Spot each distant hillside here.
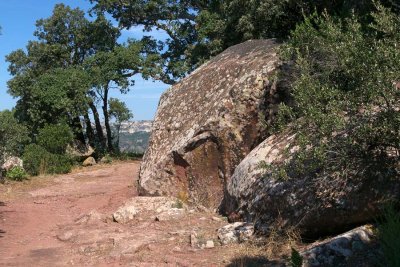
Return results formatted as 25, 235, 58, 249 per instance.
115, 121, 152, 153
119, 120, 152, 134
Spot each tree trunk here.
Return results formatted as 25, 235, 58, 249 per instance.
72, 116, 86, 145
89, 101, 106, 150
102, 84, 114, 153
83, 111, 95, 147
116, 123, 121, 152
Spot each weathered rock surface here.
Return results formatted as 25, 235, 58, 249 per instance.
1, 156, 23, 172
301, 225, 380, 267
225, 131, 400, 237
66, 140, 94, 160
82, 157, 96, 167
139, 39, 288, 208
218, 222, 254, 245
112, 196, 185, 224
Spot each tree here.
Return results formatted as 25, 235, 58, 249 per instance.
0, 110, 30, 166
84, 38, 162, 152
91, 0, 398, 81
6, 4, 119, 147
108, 98, 133, 151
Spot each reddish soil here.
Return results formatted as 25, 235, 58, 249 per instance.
0, 161, 280, 266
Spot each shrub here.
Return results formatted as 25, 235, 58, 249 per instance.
37, 123, 73, 154
102, 154, 113, 164
23, 144, 72, 176
290, 248, 303, 267
378, 207, 400, 267
23, 144, 49, 176
0, 110, 30, 166
6, 166, 28, 181
274, 4, 400, 188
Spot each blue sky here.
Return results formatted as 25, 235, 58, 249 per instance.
0, 0, 169, 120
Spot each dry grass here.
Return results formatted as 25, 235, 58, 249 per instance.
227, 225, 302, 267
0, 174, 57, 201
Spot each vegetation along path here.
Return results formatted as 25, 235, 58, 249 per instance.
0, 161, 279, 267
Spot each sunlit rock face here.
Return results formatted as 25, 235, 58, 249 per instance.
225, 130, 400, 237
138, 39, 286, 208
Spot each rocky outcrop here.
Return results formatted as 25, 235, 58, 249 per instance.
217, 222, 254, 245
139, 39, 288, 208
66, 141, 94, 161
225, 131, 400, 237
301, 225, 380, 267
1, 156, 23, 172
112, 197, 185, 224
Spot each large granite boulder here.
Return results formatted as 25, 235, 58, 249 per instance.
139, 40, 287, 208
225, 131, 400, 237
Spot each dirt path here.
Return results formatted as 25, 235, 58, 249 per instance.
0, 161, 280, 267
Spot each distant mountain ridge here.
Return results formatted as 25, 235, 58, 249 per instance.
115, 120, 152, 153
114, 120, 153, 134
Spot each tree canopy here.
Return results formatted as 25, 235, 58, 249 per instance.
91, 0, 398, 82
6, 3, 161, 153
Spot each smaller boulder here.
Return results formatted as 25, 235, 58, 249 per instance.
301, 225, 379, 267
218, 222, 254, 245
2, 156, 23, 172
66, 140, 94, 160
113, 205, 138, 224
112, 197, 182, 224
82, 157, 96, 167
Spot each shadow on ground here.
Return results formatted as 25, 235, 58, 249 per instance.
227, 256, 285, 267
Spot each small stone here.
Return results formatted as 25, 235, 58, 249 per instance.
172, 246, 182, 252
205, 240, 215, 249
212, 216, 223, 222
57, 231, 75, 242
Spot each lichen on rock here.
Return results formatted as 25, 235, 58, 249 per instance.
139, 39, 288, 208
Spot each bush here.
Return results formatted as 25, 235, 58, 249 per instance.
37, 123, 73, 154
6, 166, 28, 181
0, 110, 30, 166
23, 144, 72, 176
378, 207, 400, 266
274, 4, 400, 187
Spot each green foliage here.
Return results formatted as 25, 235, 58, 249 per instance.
108, 98, 133, 151
23, 144, 49, 176
6, 166, 28, 181
378, 207, 400, 267
109, 98, 133, 124
37, 124, 74, 154
118, 131, 150, 154
23, 144, 72, 176
102, 154, 113, 164
114, 151, 144, 161
275, 4, 400, 187
91, 0, 398, 81
0, 110, 30, 165
290, 248, 303, 267
6, 3, 160, 153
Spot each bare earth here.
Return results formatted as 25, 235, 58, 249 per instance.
0, 161, 281, 267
